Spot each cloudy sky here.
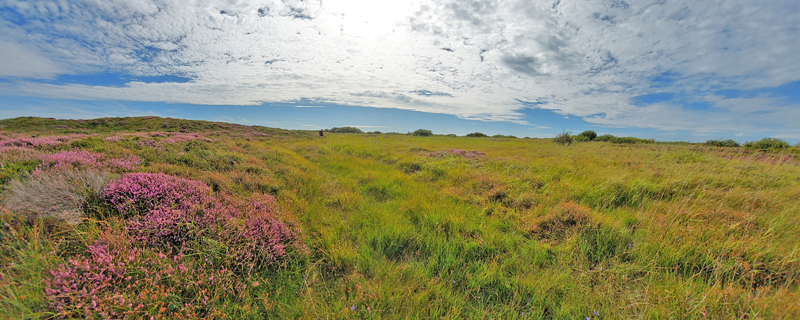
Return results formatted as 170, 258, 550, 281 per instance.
1, 0, 799, 142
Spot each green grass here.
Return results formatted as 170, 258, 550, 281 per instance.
2, 117, 800, 318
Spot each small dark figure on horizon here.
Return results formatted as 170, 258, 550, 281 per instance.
319, 129, 324, 137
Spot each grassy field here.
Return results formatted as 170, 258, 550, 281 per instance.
1, 116, 799, 319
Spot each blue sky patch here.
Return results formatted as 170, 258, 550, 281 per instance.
713, 80, 800, 101
632, 92, 674, 106
33, 72, 192, 87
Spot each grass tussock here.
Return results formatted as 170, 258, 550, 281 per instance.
4, 169, 113, 224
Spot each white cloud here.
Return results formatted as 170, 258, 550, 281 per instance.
0, 40, 63, 78
0, 0, 798, 137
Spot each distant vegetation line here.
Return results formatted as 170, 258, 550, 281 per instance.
1, 116, 796, 150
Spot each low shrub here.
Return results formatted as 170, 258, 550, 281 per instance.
553, 132, 573, 145
593, 134, 654, 144
103, 173, 304, 271
744, 137, 790, 150
330, 126, 363, 133
574, 135, 591, 142
103, 172, 212, 217
595, 134, 616, 142
466, 132, 487, 137
44, 232, 228, 319
411, 129, 433, 136
705, 139, 740, 148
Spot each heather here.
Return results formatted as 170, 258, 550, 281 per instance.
2, 116, 800, 319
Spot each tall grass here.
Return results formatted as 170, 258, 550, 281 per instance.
1, 117, 799, 318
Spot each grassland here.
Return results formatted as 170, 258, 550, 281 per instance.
1, 116, 799, 319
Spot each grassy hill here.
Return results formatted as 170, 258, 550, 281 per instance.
1, 117, 799, 319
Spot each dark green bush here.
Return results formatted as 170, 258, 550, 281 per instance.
466, 132, 487, 137
594, 134, 654, 144
577, 130, 597, 141
744, 138, 790, 150
330, 126, 363, 133
574, 135, 590, 142
595, 134, 616, 142
705, 139, 740, 148
412, 129, 433, 137
492, 134, 517, 138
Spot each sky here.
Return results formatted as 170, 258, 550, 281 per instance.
1, 0, 799, 142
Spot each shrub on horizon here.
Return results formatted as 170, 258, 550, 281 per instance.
577, 130, 597, 141
412, 129, 433, 136
554, 131, 573, 145
466, 132, 487, 137
705, 139, 740, 148
330, 126, 363, 133
744, 137, 790, 150
595, 134, 616, 142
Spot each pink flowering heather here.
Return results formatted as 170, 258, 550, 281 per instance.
44, 233, 229, 319
0, 133, 87, 148
162, 133, 212, 144
33, 150, 141, 174
103, 172, 213, 216
136, 139, 158, 147
126, 207, 196, 247
222, 194, 304, 270
103, 173, 303, 272
45, 240, 130, 318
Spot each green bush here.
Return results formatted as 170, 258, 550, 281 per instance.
492, 134, 517, 138
574, 135, 590, 142
595, 134, 616, 142
594, 134, 654, 144
744, 138, 790, 150
705, 139, 740, 147
553, 131, 573, 145
330, 126, 363, 133
466, 132, 487, 137
412, 129, 433, 137
577, 130, 597, 141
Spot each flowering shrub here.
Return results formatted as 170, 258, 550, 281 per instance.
0, 147, 141, 175
103, 173, 304, 271
44, 232, 237, 319
0, 133, 87, 148
35, 150, 141, 174
221, 194, 305, 271
103, 172, 213, 217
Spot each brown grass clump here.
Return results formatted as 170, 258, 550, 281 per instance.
4, 169, 113, 224
528, 202, 595, 243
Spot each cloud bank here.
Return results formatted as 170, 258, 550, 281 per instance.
1, 0, 798, 136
